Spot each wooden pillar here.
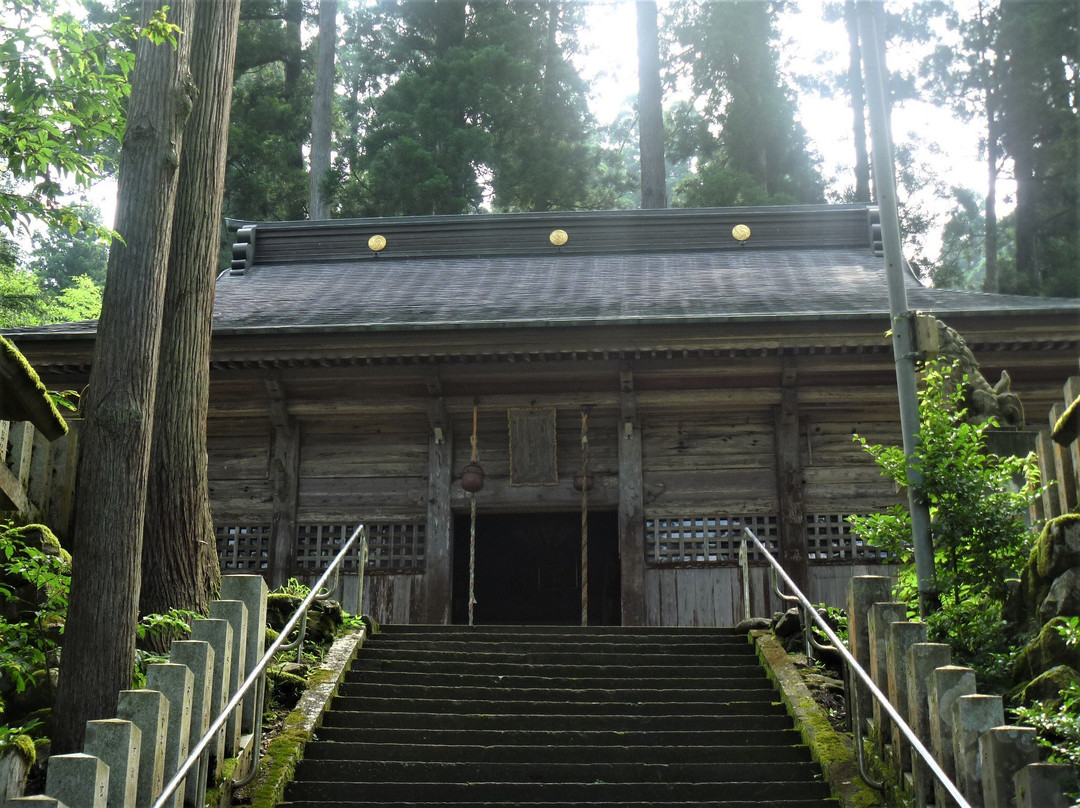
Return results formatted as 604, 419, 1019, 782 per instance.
774, 361, 809, 595
267, 373, 299, 588
618, 370, 645, 626
421, 383, 453, 624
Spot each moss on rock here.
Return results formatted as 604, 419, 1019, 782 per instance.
1015, 664, 1080, 708
1052, 395, 1080, 445
1013, 617, 1080, 682
1036, 513, 1080, 580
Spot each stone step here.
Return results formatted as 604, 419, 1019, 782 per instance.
341, 668, 773, 690
320, 709, 795, 732
352, 658, 764, 678
363, 638, 752, 654
311, 726, 804, 747
300, 741, 813, 764
374, 625, 743, 639
337, 681, 775, 702
281, 802, 832, 808
357, 648, 750, 667
328, 694, 783, 716
284, 779, 834, 803
292, 759, 825, 785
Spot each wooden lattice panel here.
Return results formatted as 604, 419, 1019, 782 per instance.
645, 514, 779, 565
215, 524, 271, 571
295, 521, 426, 573
805, 513, 893, 561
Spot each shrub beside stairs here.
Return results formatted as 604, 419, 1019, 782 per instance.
278, 624, 837, 808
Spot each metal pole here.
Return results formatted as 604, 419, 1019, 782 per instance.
855, 0, 937, 617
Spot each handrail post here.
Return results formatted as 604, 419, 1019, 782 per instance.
150, 524, 367, 808
741, 527, 971, 808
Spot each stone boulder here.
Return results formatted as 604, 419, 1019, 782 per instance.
1037, 513, 1080, 580
1013, 617, 1080, 683
1039, 567, 1080, 622
1014, 664, 1080, 708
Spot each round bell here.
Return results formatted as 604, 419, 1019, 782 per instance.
460, 462, 485, 493
572, 469, 594, 492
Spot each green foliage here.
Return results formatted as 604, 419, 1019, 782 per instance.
665, 0, 825, 208
0, 1, 177, 239
848, 359, 1041, 677
273, 578, 311, 599
1013, 620, 1080, 767
132, 608, 197, 687
0, 521, 69, 700
810, 604, 848, 647
0, 719, 41, 763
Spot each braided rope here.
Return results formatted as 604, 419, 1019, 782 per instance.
469, 403, 479, 626
581, 406, 590, 626
468, 492, 477, 626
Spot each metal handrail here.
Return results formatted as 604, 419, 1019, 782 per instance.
740, 527, 972, 808
150, 524, 368, 808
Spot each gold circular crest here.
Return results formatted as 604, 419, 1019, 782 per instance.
732, 224, 751, 242
368, 234, 387, 252
549, 229, 569, 247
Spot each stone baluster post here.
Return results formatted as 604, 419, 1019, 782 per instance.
905, 642, 951, 807
886, 620, 926, 775
929, 665, 977, 808
952, 694, 1004, 808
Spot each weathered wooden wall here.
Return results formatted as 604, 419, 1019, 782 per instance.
0, 418, 79, 535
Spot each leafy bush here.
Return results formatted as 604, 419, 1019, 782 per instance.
0, 522, 69, 700
848, 359, 1042, 678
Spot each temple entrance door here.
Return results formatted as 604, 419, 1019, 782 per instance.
451, 511, 621, 625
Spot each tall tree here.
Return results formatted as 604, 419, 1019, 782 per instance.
52, 0, 194, 754
309, 0, 338, 220
0, 1, 141, 239
226, 0, 309, 220
140, 0, 242, 623
842, 0, 871, 202
919, 0, 1004, 291
667, 0, 824, 207
998, 0, 1079, 297
339, 0, 599, 216
636, 0, 666, 209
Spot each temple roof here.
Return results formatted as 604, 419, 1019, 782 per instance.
7, 205, 1079, 340
210, 205, 1079, 334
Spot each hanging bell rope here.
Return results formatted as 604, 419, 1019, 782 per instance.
580, 405, 591, 627
468, 401, 479, 626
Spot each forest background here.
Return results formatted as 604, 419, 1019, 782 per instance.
1, 0, 1078, 331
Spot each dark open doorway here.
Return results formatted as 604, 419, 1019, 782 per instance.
452, 511, 621, 625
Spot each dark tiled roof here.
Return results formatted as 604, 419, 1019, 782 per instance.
212, 247, 1079, 333
6, 206, 1079, 341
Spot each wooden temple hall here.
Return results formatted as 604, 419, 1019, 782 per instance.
8, 205, 1080, 627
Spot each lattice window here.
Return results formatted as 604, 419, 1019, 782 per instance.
805, 514, 894, 561
215, 525, 271, 571
645, 514, 779, 565
295, 521, 426, 573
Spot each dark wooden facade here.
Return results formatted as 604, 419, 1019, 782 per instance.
9, 206, 1080, 626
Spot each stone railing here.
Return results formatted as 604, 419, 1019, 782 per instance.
2, 574, 268, 808
848, 575, 1076, 808
0, 419, 78, 534
1033, 374, 1079, 522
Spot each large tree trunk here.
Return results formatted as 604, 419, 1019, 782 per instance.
309, 0, 337, 220
636, 0, 666, 209
284, 0, 306, 179
984, 89, 999, 293
844, 0, 871, 202
52, 0, 195, 754
140, 0, 241, 626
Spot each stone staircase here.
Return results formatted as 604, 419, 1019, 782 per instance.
280, 625, 836, 808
